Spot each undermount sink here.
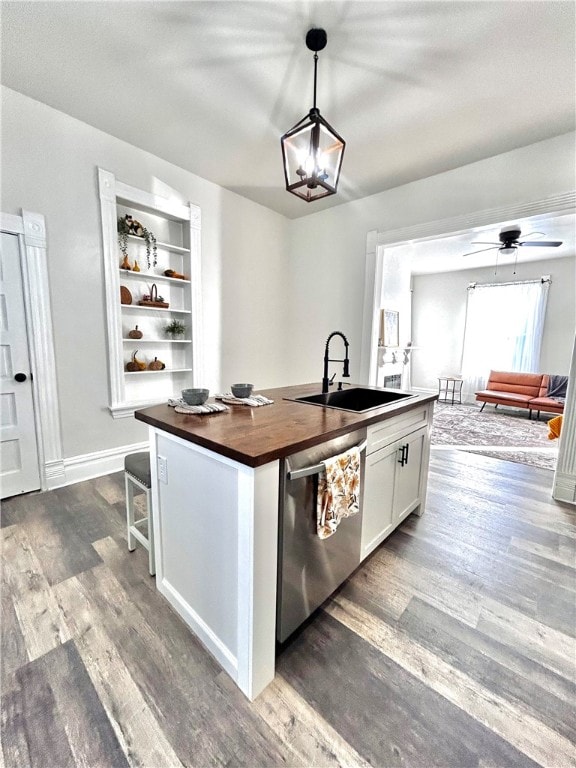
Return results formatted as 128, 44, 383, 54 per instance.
288, 387, 416, 413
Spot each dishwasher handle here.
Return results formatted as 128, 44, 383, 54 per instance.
287, 439, 367, 481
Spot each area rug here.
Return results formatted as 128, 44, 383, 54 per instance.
430, 402, 559, 470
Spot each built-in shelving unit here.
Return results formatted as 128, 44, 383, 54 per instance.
98, 168, 202, 418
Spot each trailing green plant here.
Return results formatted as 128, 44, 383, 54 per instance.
118, 216, 130, 260
164, 319, 186, 337
117, 214, 158, 270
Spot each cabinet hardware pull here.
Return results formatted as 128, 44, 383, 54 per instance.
397, 443, 409, 466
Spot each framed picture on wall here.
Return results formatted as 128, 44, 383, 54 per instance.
380, 309, 399, 347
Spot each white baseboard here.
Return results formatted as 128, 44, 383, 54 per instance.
552, 471, 576, 505
47, 441, 149, 489
44, 459, 66, 488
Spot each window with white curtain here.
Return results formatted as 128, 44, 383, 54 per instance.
460, 279, 550, 399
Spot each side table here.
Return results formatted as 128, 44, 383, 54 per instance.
438, 376, 463, 405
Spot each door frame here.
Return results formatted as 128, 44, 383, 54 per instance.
1, 210, 64, 491
360, 190, 576, 505
360, 191, 576, 386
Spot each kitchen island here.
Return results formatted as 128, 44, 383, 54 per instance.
135, 383, 437, 700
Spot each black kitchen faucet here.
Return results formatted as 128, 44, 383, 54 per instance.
322, 331, 350, 393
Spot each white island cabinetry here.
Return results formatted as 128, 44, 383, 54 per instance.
135, 386, 436, 702
149, 428, 280, 702
361, 402, 432, 561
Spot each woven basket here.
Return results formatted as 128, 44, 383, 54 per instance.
138, 283, 169, 308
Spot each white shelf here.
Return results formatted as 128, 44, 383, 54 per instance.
125, 367, 193, 376
127, 233, 190, 254
122, 338, 191, 343
121, 305, 191, 314
119, 270, 191, 285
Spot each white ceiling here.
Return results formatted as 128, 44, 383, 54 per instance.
398, 212, 576, 274
1, 1, 575, 220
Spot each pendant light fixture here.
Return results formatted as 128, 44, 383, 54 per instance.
281, 28, 345, 202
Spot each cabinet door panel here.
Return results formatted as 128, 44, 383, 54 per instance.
361, 442, 397, 559
393, 427, 426, 523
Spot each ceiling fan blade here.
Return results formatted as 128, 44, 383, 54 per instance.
519, 240, 563, 247
470, 241, 500, 245
462, 246, 499, 257
518, 231, 545, 239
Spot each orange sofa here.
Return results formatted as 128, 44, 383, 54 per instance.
475, 370, 565, 419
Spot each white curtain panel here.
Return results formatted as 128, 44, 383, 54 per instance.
460, 280, 550, 401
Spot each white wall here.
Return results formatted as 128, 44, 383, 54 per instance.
1, 86, 290, 461
2, 83, 574, 478
411, 255, 576, 395
287, 133, 576, 383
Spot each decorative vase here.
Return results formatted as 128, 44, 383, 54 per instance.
133, 260, 141, 272
121, 254, 131, 270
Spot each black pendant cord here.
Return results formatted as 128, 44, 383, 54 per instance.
313, 52, 318, 110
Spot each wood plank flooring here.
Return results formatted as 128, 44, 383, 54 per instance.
1, 450, 575, 767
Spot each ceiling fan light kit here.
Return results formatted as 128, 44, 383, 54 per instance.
463, 224, 563, 258
281, 28, 345, 202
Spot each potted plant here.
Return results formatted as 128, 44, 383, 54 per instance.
118, 214, 158, 270
164, 319, 186, 338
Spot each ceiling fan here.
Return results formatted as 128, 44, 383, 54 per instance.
463, 224, 563, 258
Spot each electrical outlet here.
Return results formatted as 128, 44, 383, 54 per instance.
158, 455, 168, 484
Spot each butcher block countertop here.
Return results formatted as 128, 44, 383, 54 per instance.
135, 383, 437, 468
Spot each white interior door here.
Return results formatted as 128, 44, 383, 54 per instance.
0, 231, 41, 498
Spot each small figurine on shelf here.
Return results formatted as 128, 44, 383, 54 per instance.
148, 357, 166, 370
125, 350, 146, 371
164, 269, 187, 280
120, 254, 131, 270
132, 260, 141, 272
128, 325, 143, 339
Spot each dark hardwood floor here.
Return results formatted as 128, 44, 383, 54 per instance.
2, 450, 575, 767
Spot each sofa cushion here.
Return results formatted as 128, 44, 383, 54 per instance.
475, 389, 533, 405
528, 397, 565, 413
481, 370, 544, 398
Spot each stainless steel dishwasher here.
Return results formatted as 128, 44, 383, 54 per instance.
277, 427, 367, 643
